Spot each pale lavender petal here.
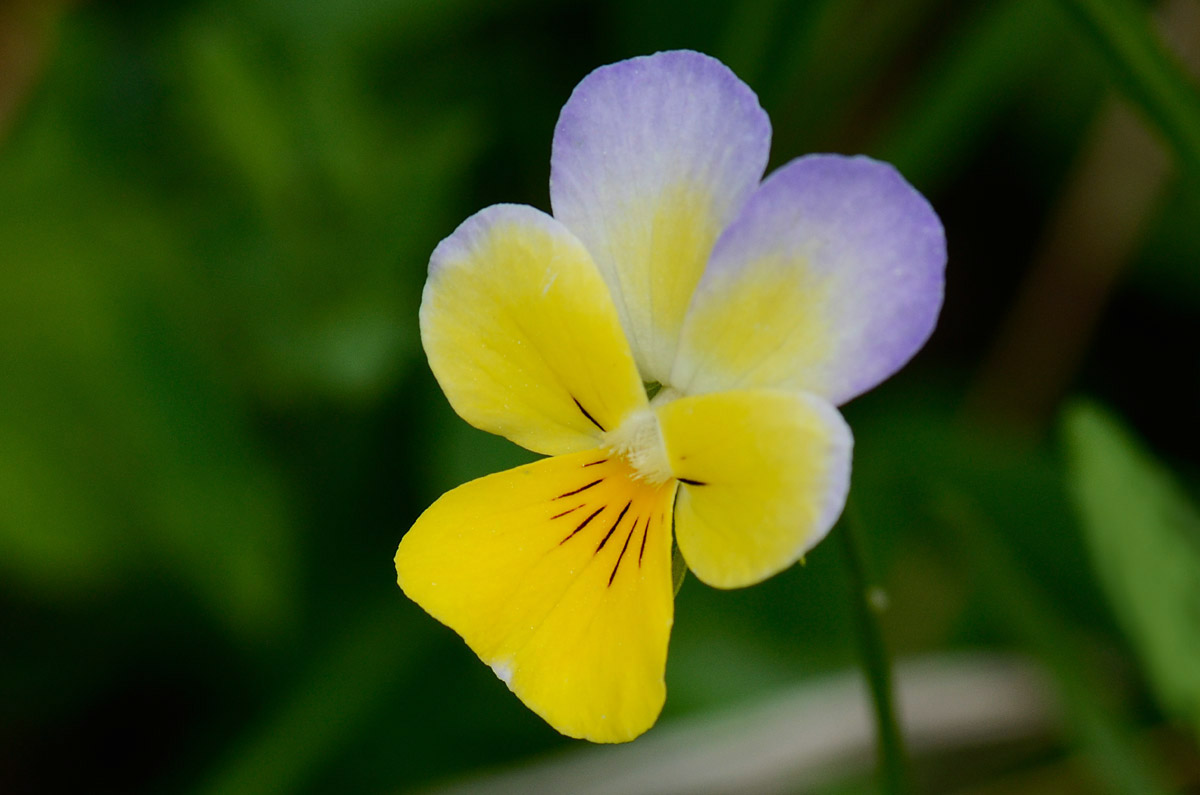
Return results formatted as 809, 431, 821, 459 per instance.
670, 154, 946, 405
550, 50, 771, 384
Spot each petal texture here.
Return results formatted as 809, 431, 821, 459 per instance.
657, 389, 852, 589
550, 50, 771, 384
422, 205, 647, 456
670, 155, 946, 405
395, 451, 677, 743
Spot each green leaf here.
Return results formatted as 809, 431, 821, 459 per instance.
1064, 401, 1200, 738
1055, 0, 1200, 176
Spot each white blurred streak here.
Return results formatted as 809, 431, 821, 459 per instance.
416, 654, 1057, 795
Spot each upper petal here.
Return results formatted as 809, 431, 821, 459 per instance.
421, 205, 647, 456
550, 50, 771, 384
656, 389, 852, 589
395, 451, 677, 743
670, 154, 946, 405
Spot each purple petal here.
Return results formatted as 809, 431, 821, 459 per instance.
671, 154, 946, 405
550, 50, 771, 383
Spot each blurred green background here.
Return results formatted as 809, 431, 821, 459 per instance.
2, 0, 1200, 792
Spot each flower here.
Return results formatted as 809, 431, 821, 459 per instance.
395, 50, 945, 743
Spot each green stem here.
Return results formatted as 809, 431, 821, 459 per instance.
839, 507, 911, 795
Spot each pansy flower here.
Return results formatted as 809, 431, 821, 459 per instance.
395, 50, 945, 743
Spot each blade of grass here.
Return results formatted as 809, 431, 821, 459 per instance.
1054, 0, 1200, 175
1064, 402, 1200, 740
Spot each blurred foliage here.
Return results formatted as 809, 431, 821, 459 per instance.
1, 0, 1199, 793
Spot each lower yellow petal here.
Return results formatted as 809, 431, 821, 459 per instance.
395, 451, 677, 743
656, 390, 852, 589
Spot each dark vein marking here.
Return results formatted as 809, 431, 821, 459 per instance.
678, 478, 707, 486
572, 397, 606, 432
583, 458, 607, 468
638, 517, 649, 567
595, 501, 632, 553
608, 522, 638, 587
550, 503, 584, 520
555, 479, 603, 499
560, 506, 605, 545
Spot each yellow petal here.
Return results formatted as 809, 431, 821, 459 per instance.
422, 205, 647, 456
656, 390, 852, 589
395, 450, 678, 743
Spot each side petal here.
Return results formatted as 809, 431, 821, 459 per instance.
550, 50, 771, 384
395, 451, 678, 743
670, 155, 946, 405
422, 205, 647, 456
656, 390, 852, 589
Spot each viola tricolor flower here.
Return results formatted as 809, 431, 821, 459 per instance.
395, 50, 945, 743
